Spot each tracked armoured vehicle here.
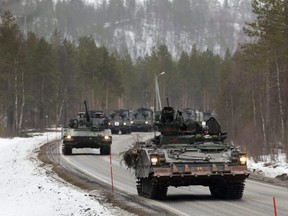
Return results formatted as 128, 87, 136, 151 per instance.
122, 106, 249, 200
108, 109, 132, 134
61, 101, 112, 155
131, 107, 154, 132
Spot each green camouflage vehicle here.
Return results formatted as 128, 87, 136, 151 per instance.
131, 107, 154, 132
122, 106, 249, 200
62, 101, 112, 155
108, 109, 132, 134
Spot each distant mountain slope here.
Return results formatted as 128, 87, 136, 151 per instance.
0, 0, 253, 58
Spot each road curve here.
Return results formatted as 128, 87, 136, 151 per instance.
55, 133, 288, 216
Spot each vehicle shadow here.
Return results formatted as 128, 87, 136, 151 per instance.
164, 194, 213, 202
163, 194, 242, 202
71, 153, 101, 156
69, 148, 104, 156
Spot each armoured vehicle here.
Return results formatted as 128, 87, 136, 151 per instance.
182, 108, 204, 122
122, 106, 249, 200
62, 101, 112, 155
131, 107, 154, 132
108, 109, 132, 134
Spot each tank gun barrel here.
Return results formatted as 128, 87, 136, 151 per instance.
84, 100, 91, 122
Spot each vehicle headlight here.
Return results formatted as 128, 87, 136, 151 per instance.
150, 156, 158, 165
123, 122, 127, 125
145, 121, 148, 124
131, 121, 134, 124
66, 135, 72, 139
104, 135, 110, 140
150, 153, 166, 165
239, 153, 247, 165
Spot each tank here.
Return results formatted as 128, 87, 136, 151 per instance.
108, 109, 132, 134
121, 106, 249, 200
61, 101, 112, 155
131, 107, 154, 132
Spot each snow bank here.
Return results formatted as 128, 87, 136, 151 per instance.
248, 153, 288, 178
0, 132, 128, 216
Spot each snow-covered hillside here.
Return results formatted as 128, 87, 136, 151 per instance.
3, 0, 254, 59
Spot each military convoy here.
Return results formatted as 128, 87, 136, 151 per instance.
62, 100, 249, 200
61, 101, 112, 155
122, 105, 249, 200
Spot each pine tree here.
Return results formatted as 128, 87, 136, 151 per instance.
243, 0, 288, 150
0, 10, 23, 135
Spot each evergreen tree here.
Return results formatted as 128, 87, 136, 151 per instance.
177, 51, 191, 108
0, 10, 23, 135
21, 32, 39, 130
33, 37, 58, 130
243, 0, 288, 150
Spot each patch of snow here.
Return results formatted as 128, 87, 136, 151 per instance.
248, 153, 288, 178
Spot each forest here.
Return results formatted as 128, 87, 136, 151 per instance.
1, 0, 288, 158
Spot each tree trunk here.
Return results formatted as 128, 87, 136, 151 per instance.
230, 95, 235, 141
40, 79, 45, 130
56, 87, 67, 127
252, 90, 256, 128
203, 89, 206, 112
264, 51, 270, 136
260, 95, 267, 154
274, 50, 285, 146
105, 81, 109, 111
14, 63, 18, 134
226, 95, 229, 132
19, 70, 25, 131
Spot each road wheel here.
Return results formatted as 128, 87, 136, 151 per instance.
62, 145, 72, 155
111, 129, 119, 134
137, 177, 167, 200
100, 145, 111, 155
210, 180, 245, 200
225, 180, 245, 199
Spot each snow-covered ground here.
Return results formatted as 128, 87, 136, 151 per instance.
248, 153, 288, 178
0, 131, 131, 216
0, 131, 288, 216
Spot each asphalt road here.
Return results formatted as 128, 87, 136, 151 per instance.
56, 133, 288, 216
